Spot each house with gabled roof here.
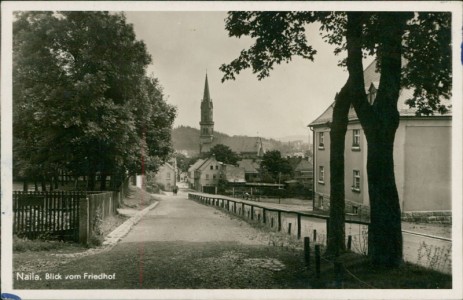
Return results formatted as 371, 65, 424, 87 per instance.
308, 60, 451, 223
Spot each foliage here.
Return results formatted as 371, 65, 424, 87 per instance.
208, 144, 239, 165
260, 150, 292, 180
13, 11, 176, 190
221, 11, 451, 114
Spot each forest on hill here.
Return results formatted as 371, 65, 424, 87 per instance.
172, 126, 309, 157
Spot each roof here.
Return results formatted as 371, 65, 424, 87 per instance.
238, 159, 260, 174
188, 159, 205, 172
308, 60, 450, 127
295, 159, 312, 171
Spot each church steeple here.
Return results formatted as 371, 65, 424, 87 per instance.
203, 73, 211, 102
199, 73, 214, 153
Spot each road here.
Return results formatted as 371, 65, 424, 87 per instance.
14, 189, 310, 289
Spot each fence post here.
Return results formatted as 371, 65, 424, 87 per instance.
297, 213, 301, 239
288, 223, 292, 235
251, 205, 254, 220
278, 211, 282, 231
304, 237, 311, 269
263, 208, 266, 224
334, 260, 344, 288
313, 229, 317, 242
315, 244, 321, 278
347, 235, 352, 250
79, 197, 89, 245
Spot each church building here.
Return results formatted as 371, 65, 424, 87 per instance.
199, 74, 214, 154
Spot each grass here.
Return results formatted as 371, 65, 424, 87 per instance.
209, 201, 453, 289
121, 185, 157, 208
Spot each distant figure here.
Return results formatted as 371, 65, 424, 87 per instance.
173, 185, 178, 196
244, 192, 250, 200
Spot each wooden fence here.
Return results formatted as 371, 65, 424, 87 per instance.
13, 177, 130, 244
13, 191, 84, 241
188, 192, 370, 249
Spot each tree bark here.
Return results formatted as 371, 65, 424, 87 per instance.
100, 173, 107, 191
348, 12, 407, 268
326, 88, 350, 256
326, 12, 367, 257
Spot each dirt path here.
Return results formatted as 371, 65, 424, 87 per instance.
14, 190, 309, 289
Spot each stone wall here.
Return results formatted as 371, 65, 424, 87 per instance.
401, 211, 452, 224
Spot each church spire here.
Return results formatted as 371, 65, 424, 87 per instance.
203, 73, 211, 102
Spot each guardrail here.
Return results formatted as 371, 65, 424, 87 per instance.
188, 192, 369, 247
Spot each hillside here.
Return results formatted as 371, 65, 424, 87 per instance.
172, 126, 309, 157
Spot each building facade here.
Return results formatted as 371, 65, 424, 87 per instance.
309, 61, 451, 223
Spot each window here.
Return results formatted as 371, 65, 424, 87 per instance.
206, 174, 210, 180
213, 174, 217, 179
318, 195, 324, 209
318, 132, 325, 149
352, 170, 360, 192
210, 165, 213, 170
352, 129, 360, 149
166, 172, 171, 179
216, 165, 219, 170
318, 166, 325, 184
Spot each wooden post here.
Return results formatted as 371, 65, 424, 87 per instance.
334, 260, 343, 288
288, 223, 292, 235
326, 218, 330, 239
347, 235, 352, 250
271, 217, 274, 228
263, 208, 266, 224
304, 237, 311, 269
79, 197, 89, 245
297, 213, 301, 239
251, 205, 254, 220
242, 203, 245, 215
313, 229, 317, 242
278, 211, 282, 231
315, 244, 321, 278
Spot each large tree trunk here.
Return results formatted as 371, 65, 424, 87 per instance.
348, 12, 407, 268
365, 13, 407, 268
326, 89, 350, 256
326, 13, 368, 256
100, 173, 107, 191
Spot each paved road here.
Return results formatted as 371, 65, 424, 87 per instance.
15, 190, 309, 289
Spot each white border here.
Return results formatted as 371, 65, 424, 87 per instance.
2, 1, 462, 299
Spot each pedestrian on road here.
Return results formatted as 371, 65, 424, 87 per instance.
173, 185, 178, 196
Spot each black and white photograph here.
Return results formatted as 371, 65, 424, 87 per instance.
1, 1, 462, 300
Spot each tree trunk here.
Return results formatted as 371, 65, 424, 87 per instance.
326, 89, 350, 256
87, 172, 96, 191
23, 181, 29, 192
100, 173, 107, 191
347, 12, 408, 268
325, 12, 367, 256
366, 128, 402, 267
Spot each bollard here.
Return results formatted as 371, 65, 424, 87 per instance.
313, 229, 317, 242
271, 217, 274, 228
347, 235, 352, 251
288, 223, 292, 235
315, 244, 321, 278
304, 237, 311, 269
334, 261, 344, 288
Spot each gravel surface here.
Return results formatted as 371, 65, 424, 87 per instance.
14, 190, 309, 289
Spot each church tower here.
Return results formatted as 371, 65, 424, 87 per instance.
199, 73, 214, 153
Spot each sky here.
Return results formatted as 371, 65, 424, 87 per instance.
124, 12, 351, 140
